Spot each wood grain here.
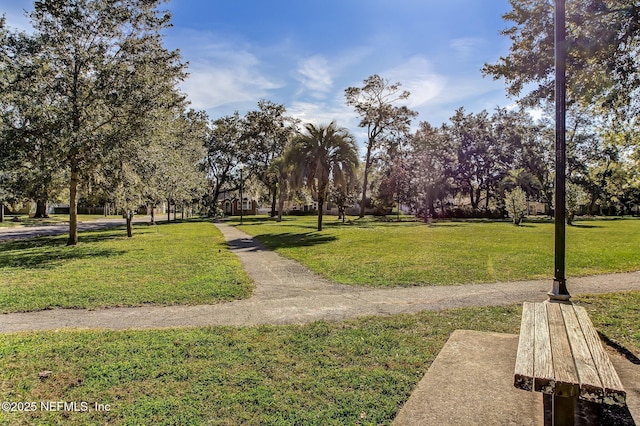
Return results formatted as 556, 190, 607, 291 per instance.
533, 302, 554, 394
560, 303, 603, 402
514, 302, 535, 391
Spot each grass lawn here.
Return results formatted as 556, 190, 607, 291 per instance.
0, 214, 123, 228
0, 221, 253, 313
0, 292, 637, 425
234, 216, 640, 286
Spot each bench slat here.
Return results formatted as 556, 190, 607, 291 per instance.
547, 302, 580, 397
560, 303, 604, 402
573, 306, 626, 406
514, 302, 627, 407
533, 302, 554, 393
514, 302, 535, 391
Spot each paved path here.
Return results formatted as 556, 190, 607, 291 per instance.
2, 222, 640, 333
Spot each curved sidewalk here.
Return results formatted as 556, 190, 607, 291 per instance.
2, 222, 640, 333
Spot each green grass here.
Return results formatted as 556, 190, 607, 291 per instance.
577, 292, 640, 354
234, 216, 640, 286
0, 221, 253, 313
0, 214, 123, 228
0, 292, 637, 425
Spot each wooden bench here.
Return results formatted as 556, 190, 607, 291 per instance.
514, 301, 626, 425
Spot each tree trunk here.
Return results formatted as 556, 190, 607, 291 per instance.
277, 183, 285, 222
126, 210, 133, 237
67, 166, 79, 246
476, 187, 482, 210
150, 205, 155, 225
167, 199, 171, 223
425, 189, 433, 224
68, 60, 81, 246
0, 200, 4, 223
429, 191, 436, 218
34, 199, 49, 218
468, 181, 477, 210
317, 195, 324, 231
359, 145, 373, 218
270, 184, 277, 217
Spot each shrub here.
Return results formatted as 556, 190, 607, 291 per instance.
504, 187, 528, 225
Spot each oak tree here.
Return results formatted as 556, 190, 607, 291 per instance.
16, 0, 186, 245
345, 75, 417, 218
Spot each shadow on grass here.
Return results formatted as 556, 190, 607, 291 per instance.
0, 229, 129, 269
230, 232, 337, 251
599, 332, 640, 365
20, 220, 68, 227
0, 245, 125, 269
228, 217, 324, 232
570, 223, 604, 229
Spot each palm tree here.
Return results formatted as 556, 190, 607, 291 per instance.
284, 122, 359, 231
266, 156, 291, 223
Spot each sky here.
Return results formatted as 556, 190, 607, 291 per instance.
1, 0, 518, 137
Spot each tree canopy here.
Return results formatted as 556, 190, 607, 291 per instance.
1, 0, 188, 243
284, 122, 359, 231
345, 74, 417, 218
483, 0, 640, 126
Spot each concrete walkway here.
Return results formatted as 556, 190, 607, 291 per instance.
2, 222, 640, 333
393, 330, 640, 425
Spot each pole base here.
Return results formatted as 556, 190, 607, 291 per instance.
548, 279, 571, 302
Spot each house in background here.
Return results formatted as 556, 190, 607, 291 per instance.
218, 188, 258, 216
221, 197, 257, 216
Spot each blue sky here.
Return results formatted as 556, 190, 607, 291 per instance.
2, 0, 517, 132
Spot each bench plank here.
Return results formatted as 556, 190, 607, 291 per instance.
573, 306, 626, 406
560, 303, 603, 402
514, 302, 627, 408
514, 302, 535, 391
547, 302, 580, 397
533, 302, 554, 393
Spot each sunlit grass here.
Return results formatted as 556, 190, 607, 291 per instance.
0, 292, 637, 425
235, 216, 640, 286
0, 214, 124, 228
0, 221, 253, 313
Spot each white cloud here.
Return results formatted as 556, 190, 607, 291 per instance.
449, 37, 484, 57
527, 107, 544, 121
376, 55, 513, 125
181, 63, 282, 111
288, 100, 367, 144
288, 101, 356, 127
295, 55, 333, 98
384, 56, 447, 108
174, 34, 284, 111
432, 76, 503, 107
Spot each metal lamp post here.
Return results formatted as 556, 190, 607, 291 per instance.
238, 163, 244, 225
549, 0, 570, 302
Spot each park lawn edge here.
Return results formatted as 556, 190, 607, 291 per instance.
0, 291, 638, 425
0, 220, 254, 313
233, 215, 640, 287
